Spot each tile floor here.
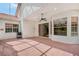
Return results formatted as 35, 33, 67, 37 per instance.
27, 37, 79, 56
3, 39, 74, 56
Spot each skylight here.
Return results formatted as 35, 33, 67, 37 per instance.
0, 3, 18, 16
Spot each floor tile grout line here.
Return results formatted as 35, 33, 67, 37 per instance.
6, 42, 23, 46
1, 37, 79, 56
9, 40, 39, 47
6, 39, 35, 46
21, 41, 40, 47
1, 39, 41, 56
49, 46, 74, 56
50, 46, 74, 55
17, 43, 40, 52
6, 40, 33, 46
33, 44, 51, 56
33, 46, 46, 55
18, 40, 40, 46
10, 40, 52, 56
18, 40, 33, 43
40, 47, 52, 56
7, 40, 40, 53
17, 41, 49, 56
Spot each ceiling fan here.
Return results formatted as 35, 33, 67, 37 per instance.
40, 13, 47, 21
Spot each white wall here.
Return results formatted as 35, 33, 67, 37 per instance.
22, 10, 79, 44
0, 20, 19, 40
20, 4, 79, 44
22, 20, 36, 38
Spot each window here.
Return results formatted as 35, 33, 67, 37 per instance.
5, 23, 13, 32
54, 17, 67, 36
71, 16, 78, 36
5, 23, 19, 33
13, 24, 18, 32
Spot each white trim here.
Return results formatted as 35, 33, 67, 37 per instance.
67, 16, 71, 37
38, 21, 49, 37
78, 16, 79, 41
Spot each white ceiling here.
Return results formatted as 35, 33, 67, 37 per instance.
21, 3, 79, 21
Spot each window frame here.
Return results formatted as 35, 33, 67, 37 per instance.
5, 23, 19, 33
53, 17, 67, 36
71, 16, 78, 36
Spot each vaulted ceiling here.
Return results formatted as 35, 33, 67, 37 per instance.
20, 3, 79, 21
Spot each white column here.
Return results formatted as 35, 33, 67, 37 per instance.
35, 22, 39, 36
49, 17, 53, 39
67, 16, 71, 37
52, 18, 54, 37
49, 20, 51, 38
20, 20, 25, 37
78, 17, 79, 39
18, 4, 26, 38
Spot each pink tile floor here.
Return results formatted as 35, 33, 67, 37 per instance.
2, 39, 74, 56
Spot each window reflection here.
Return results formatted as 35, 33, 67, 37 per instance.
54, 17, 67, 36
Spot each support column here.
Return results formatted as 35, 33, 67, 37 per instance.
67, 16, 71, 37
18, 3, 25, 38
52, 18, 54, 37
49, 17, 53, 39
78, 16, 79, 40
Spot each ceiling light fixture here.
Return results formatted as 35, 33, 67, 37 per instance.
40, 13, 47, 21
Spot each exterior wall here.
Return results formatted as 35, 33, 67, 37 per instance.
21, 10, 79, 44
20, 3, 79, 44
34, 10, 79, 44
22, 19, 50, 38
0, 20, 19, 40
22, 20, 36, 38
